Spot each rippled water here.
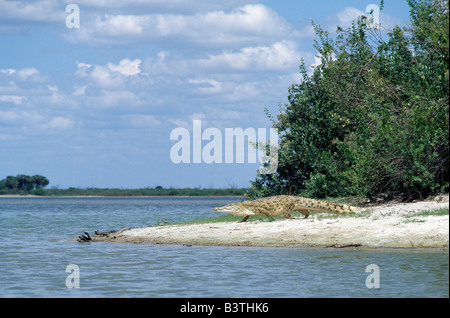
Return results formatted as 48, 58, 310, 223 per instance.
0, 197, 448, 298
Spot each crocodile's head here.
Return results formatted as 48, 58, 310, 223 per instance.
213, 202, 252, 216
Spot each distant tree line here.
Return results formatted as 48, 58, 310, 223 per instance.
0, 175, 248, 196
0, 174, 49, 195
44, 186, 248, 197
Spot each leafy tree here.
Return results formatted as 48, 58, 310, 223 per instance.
16, 174, 33, 191
5, 176, 19, 190
250, 0, 448, 200
2, 174, 50, 194
32, 175, 50, 189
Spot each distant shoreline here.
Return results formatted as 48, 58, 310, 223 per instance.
0, 187, 250, 197
0, 194, 246, 198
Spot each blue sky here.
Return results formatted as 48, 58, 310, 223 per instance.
0, 0, 411, 189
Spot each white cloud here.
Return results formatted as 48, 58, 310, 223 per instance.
1, 68, 16, 75
325, 6, 405, 33
92, 90, 144, 108
107, 58, 142, 76
76, 64, 124, 90
335, 7, 365, 28
47, 85, 58, 92
76, 62, 92, 69
75, 62, 92, 75
310, 54, 323, 70
0, 0, 262, 35
72, 0, 258, 12
168, 118, 190, 129
65, 4, 298, 47
127, 114, 161, 127
168, 112, 207, 130
76, 58, 145, 90
43, 116, 74, 130
94, 14, 145, 37
190, 112, 206, 121
73, 85, 88, 96
1, 67, 40, 81
199, 40, 300, 71
0, 110, 20, 122
142, 40, 302, 79
0, 110, 44, 124
320, 7, 369, 33
309, 52, 336, 72
187, 78, 222, 94
0, 0, 63, 24
0, 95, 27, 104
0, 133, 20, 142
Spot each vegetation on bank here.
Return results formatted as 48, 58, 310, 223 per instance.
154, 206, 449, 226
43, 187, 248, 197
0, 174, 49, 195
250, 0, 449, 201
405, 207, 450, 218
0, 176, 248, 196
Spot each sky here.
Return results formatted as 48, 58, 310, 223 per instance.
0, 0, 411, 189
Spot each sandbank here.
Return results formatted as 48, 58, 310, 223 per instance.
78, 195, 449, 249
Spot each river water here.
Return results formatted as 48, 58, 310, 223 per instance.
0, 197, 448, 298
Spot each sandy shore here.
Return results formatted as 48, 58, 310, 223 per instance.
82, 195, 449, 249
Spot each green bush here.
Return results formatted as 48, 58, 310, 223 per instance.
31, 189, 46, 196
250, 0, 449, 200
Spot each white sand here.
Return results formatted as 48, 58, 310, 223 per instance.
98, 195, 449, 248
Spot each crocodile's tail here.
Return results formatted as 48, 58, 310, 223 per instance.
296, 197, 358, 214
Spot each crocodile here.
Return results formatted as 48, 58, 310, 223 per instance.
213, 195, 358, 222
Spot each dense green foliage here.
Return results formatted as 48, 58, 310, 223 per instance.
0, 174, 49, 195
250, 0, 449, 200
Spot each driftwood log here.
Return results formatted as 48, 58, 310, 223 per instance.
77, 228, 129, 242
